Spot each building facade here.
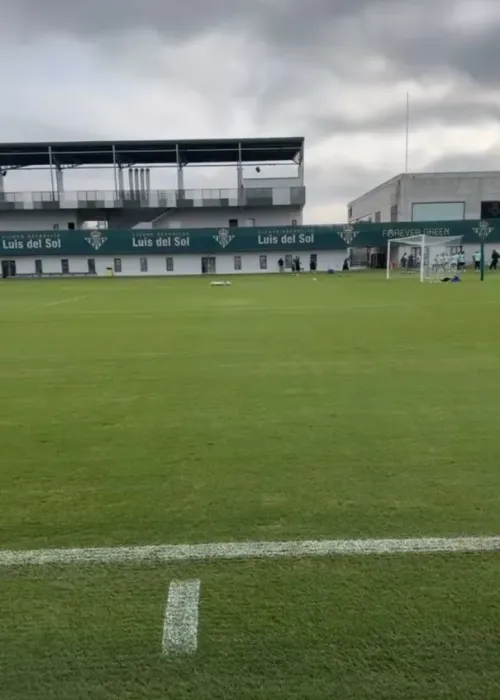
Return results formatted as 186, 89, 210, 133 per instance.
0, 137, 305, 233
348, 171, 500, 224
2, 221, 500, 278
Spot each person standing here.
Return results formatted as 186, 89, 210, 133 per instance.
473, 250, 481, 271
490, 249, 499, 271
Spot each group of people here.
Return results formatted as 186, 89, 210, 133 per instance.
400, 247, 500, 274
278, 256, 317, 273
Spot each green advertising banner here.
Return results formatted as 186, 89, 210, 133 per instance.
0, 220, 498, 257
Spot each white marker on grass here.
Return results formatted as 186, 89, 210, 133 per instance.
162, 580, 201, 656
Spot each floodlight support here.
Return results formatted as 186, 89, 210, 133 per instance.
386, 239, 391, 279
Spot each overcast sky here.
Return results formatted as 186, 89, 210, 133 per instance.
2, 0, 500, 222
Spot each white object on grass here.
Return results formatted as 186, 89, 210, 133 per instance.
210, 281, 232, 286
386, 234, 463, 282
162, 579, 201, 656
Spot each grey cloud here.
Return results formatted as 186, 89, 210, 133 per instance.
308, 96, 500, 138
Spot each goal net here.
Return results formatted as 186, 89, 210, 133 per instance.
386, 235, 464, 282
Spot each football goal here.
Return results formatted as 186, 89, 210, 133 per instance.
386, 235, 464, 282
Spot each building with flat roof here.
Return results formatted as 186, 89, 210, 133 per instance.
0, 137, 305, 231
348, 171, 500, 224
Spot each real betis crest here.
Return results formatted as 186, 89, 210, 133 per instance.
85, 230, 107, 251
213, 228, 235, 249
473, 220, 494, 239
338, 223, 359, 245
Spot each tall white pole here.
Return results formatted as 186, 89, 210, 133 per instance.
420, 235, 425, 283
386, 240, 391, 280
405, 92, 410, 173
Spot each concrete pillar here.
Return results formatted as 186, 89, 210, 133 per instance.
0, 170, 5, 194
118, 167, 124, 197
56, 167, 64, 194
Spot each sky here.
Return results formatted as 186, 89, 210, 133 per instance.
2, 0, 500, 223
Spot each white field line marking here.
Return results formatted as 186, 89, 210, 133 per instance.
1, 536, 500, 568
44, 295, 89, 307
162, 580, 201, 656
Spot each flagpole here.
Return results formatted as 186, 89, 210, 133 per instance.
405, 92, 410, 173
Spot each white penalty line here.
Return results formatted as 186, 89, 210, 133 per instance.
162, 580, 201, 656
1, 535, 500, 568
45, 294, 89, 307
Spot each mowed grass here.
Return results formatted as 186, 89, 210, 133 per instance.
1, 272, 500, 699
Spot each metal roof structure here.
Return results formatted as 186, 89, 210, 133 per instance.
0, 137, 304, 169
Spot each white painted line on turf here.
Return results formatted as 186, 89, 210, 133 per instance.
45, 295, 89, 307
162, 580, 201, 656
1, 536, 500, 568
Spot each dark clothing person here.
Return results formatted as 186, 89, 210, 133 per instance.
490, 250, 499, 271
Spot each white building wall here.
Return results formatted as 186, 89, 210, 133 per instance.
8, 250, 345, 278
349, 172, 500, 223
0, 211, 78, 231
398, 173, 500, 221
348, 177, 400, 223
149, 207, 302, 229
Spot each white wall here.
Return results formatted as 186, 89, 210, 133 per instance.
8, 250, 345, 277
348, 177, 400, 223
351, 172, 500, 223
399, 173, 500, 221
149, 207, 302, 229
0, 211, 78, 231
243, 177, 302, 188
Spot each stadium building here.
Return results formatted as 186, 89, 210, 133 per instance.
0, 136, 326, 277
1, 141, 500, 277
347, 171, 500, 267
347, 171, 500, 224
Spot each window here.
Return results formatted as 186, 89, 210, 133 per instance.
375, 211, 381, 222
53, 224, 60, 231
68, 222, 75, 230
481, 201, 500, 219
292, 219, 298, 226
390, 204, 398, 222
244, 218, 255, 227
140, 257, 148, 272
35, 259, 43, 275
259, 255, 267, 270
348, 206, 353, 219
87, 258, 96, 274
411, 202, 465, 221
61, 259, 69, 274
234, 255, 242, 271
113, 258, 122, 273
166, 257, 174, 272
284, 254, 293, 269
229, 219, 238, 227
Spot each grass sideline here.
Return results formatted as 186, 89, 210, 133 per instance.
1, 272, 500, 699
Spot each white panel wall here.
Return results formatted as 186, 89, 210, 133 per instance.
150, 208, 302, 229
348, 177, 400, 222
0, 211, 78, 231
8, 250, 345, 277
399, 173, 500, 221
243, 177, 302, 188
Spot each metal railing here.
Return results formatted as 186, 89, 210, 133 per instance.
0, 187, 305, 209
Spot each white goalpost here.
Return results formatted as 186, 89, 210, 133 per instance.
386, 235, 464, 282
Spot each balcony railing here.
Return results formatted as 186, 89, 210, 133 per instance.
0, 187, 305, 210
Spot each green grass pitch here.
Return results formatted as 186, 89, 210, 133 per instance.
1, 272, 500, 699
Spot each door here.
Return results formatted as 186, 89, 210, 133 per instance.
1, 260, 16, 278
87, 258, 96, 275
35, 259, 43, 276
201, 256, 216, 274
